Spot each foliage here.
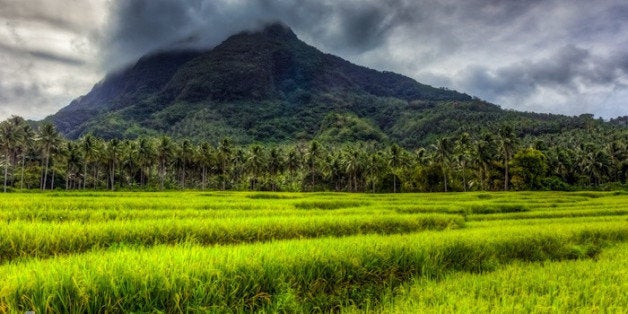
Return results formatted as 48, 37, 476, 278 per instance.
0, 116, 626, 192
43, 23, 627, 152
0, 191, 626, 312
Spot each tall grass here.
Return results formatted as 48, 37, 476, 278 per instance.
373, 242, 628, 313
0, 221, 625, 313
0, 214, 463, 263
0, 191, 625, 312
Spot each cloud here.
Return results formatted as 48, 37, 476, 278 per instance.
97, 0, 627, 118
451, 44, 628, 117
0, 0, 106, 120
0, 0, 626, 121
0, 42, 85, 66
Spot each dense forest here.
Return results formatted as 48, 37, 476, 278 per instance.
1, 115, 626, 192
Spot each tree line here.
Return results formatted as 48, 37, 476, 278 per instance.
1, 116, 626, 192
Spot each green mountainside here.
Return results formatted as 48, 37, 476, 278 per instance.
48, 23, 617, 147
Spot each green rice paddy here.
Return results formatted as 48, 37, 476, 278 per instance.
0, 191, 626, 312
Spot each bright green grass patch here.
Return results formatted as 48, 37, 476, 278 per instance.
395, 204, 529, 215
293, 200, 370, 210
373, 242, 628, 313
467, 208, 628, 221
0, 221, 625, 313
0, 190, 625, 312
0, 214, 463, 263
246, 193, 303, 199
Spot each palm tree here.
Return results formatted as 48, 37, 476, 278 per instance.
432, 137, 452, 192
497, 125, 517, 191
156, 136, 175, 190
455, 132, 472, 191
104, 139, 122, 191
217, 138, 233, 190
388, 144, 402, 193
63, 142, 82, 190
306, 141, 322, 189
19, 124, 35, 190
286, 146, 301, 176
344, 148, 363, 192
178, 139, 194, 189
246, 145, 266, 190
196, 142, 214, 190
267, 147, 284, 191
0, 118, 24, 192
473, 133, 496, 191
137, 138, 156, 188
80, 134, 100, 189
120, 139, 139, 188
285, 146, 301, 190
365, 152, 385, 193
605, 140, 626, 182
578, 146, 611, 187
37, 123, 62, 190
414, 147, 429, 167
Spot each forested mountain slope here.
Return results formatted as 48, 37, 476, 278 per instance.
49, 23, 620, 148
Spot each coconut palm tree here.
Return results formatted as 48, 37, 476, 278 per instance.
104, 139, 122, 191
497, 125, 517, 191
178, 139, 194, 189
156, 136, 175, 190
306, 141, 322, 189
454, 132, 472, 191
388, 144, 402, 193
267, 147, 284, 191
37, 123, 62, 191
63, 142, 82, 190
18, 124, 35, 190
196, 142, 214, 190
365, 151, 385, 193
246, 145, 266, 190
0, 119, 21, 192
136, 137, 156, 188
343, 148, 363, 192
80, 134, 100, 189
217, 138, 233, 190
432, 137, 452, 192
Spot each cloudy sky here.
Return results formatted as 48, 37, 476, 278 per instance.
1, 0, 627, 121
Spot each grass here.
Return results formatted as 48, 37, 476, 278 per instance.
0, 221, 624, 312
371, 242, 628, 313
0, 191, 626, 312
0, 214, 463, 263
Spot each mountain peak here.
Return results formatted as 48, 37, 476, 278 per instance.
260, 22, 297, 40
50, 22, 474, 142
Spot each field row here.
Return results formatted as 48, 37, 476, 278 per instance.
369, 242, 628, 313
0, 191, 625, 222
0, 214, 462, 263
1, 221, 625, 312
0, 191, 626, 312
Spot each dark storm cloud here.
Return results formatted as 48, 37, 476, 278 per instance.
460, 45, 628, 99
101, 0, 551, 69
102, 0, 438, 68
0, 0, 102, 32
0, 81, 43, 103
97, 0, 628, 118
0, 42, 85, 66
1, 0, 625, 120
0, 73, 58, 119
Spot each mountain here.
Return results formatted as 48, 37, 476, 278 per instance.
48, 22, 609, 146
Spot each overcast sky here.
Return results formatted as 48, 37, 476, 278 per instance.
1, 0, 627, 121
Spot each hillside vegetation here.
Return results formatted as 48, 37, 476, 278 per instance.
1, 116, 627, 192
45, 23, 624, 149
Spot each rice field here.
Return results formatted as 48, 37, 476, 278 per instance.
0, 191, 626, 312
